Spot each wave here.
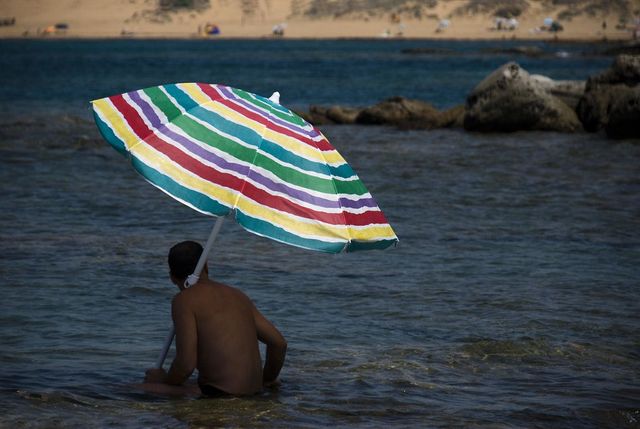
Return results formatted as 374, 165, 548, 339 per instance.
454, 337, 638, 369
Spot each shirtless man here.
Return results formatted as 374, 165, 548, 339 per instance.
144, 241, 287, 396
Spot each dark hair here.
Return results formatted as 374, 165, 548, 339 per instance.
168, 241, 203, 279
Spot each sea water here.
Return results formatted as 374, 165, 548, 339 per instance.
0, 39, 638, 428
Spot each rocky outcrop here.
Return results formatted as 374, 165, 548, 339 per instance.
325, 105, 361, 124
607, 87, 640, 139
530, 74, 585, 110
590, 54, 640, 84
298, 105, 362, 125
355, 96, 442, 128
576, 55, 640, 139
576, 85, 632, 132
297, 60, 640, 139
302, 98, 464, 130
464, 62, 582, 133
437, 104, 466, 129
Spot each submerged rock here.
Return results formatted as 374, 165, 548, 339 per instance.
400, 48, 456, 55
576, 55, 640, 138
482, 46, 546, 57
601, 42, 640, 56
464, 62, 581, 133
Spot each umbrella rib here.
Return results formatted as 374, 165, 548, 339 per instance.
235, 121, 267, 213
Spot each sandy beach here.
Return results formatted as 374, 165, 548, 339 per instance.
0, 0, 638, 41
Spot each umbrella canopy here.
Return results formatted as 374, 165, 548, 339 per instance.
92, 83, 397, 253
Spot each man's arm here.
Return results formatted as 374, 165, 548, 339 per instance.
165, 294, 198, 385
252, 304, 287, 385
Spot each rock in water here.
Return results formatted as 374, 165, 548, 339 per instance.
577, 85, 631, 132
438, 104, 465, 129
355, 96, 443, 128
606, 86, 640, 139
530, 74, 585, 111
325, 106, 361, 124
576, 55, 640, 139
300, 106, 335, 125
301, 105, 362, 125
464, 62, 581, 133
482, 46, 545, 57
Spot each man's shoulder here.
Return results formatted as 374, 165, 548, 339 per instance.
208, 281, 256, 309
218, 282, 252, 301
171, 283, 219, 310
204, 280, 242, 293
181, 280, 251, 302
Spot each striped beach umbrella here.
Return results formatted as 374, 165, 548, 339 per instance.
92, 83, 397, 253
92, 83, 397, 367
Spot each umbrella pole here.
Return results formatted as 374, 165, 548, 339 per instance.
186, 215, 226, 287
155, 325, 175, 369
154, 216, 226, 369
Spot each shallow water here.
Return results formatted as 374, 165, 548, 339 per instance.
1, 39, 639, 428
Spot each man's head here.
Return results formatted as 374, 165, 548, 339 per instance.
168, 241, 204, 287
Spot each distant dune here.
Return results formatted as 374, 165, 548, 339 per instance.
1, 0, 639, 40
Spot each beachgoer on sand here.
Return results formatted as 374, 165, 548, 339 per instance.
144, 241, 287, 396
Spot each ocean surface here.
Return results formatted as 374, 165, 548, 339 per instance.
0, 39, 639, 428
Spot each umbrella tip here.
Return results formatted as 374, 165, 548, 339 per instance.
268, 91, 280, 104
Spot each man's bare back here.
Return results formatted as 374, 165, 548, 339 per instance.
144, 241, 286, 396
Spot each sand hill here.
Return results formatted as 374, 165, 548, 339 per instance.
0, 0, 639, 40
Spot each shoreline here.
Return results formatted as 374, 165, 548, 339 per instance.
0, 34, 634, 44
